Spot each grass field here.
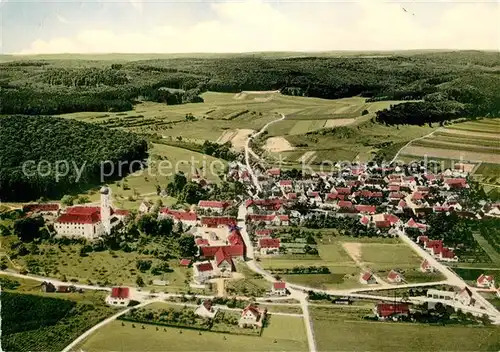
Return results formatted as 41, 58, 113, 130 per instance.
260, 235, 437, 289
399, 118, 500, 166
78, 315, 308, 352
311, 306, 500, 351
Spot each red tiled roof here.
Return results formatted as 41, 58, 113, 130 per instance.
202, 244, 244, 258
440, 248, 456, 259
326, 193, 345, 201
228, 230, 244, 246
179, 258, 192, 266
280, 180, 292, 186
248, 214, 275, 222
387, 270, 402, 281
389, 192, 404, 199
477, 274, 494, 284
445, 178, 467, 185
56, 212, 100, 224
267, 168, 281, 176
273, 281, 286, 290
360, 216, 370, 225
338, 200, 353, 208
398, 200, 407, 208
197, 262, 214, 272
110, 287, 130, 299
196, 238, 209, 246
242, 304, 262, 319
376, 303, 409, 318
161, 208, 197, 221
255, 229, 273, 236
355, 205, 376, 214
388, 185, 400, 192
307, 191, 319, 197
113, 209, 130, 216
201, 217, 236, 227
215, 247, 233, 267
375, 220, 391, 228
384, 214, 400, 225
278, 215, 289, 221
259, 238, 280, 248
361, 272, 373, 281
287, 193, 297, 199
336, 187, 352, 195
66, 206, 100, 215
198, 200, 230, 209
412, 192, 424, 201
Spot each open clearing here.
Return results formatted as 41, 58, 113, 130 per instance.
78, 315, 308, 352
324, 118, 356, 128
311, 306, 500, 351
217, 128, 254, 151
263, 137, 295, 152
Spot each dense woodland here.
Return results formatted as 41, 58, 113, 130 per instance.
0, 115, 148, 201
1, 51, 499, 123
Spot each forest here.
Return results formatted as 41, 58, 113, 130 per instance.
1, 51, 499, 123
0, 115, 148, 201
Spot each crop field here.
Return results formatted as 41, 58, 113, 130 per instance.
78, 315, 308, 352
399, 118, 500, 165
311, 306, 500, 351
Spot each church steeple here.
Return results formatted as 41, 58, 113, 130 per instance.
100, 186, 111, 235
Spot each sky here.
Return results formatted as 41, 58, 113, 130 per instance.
1, 0, 499, 54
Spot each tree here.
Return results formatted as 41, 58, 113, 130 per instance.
179, 234, 196, 257
13, 216, 45, 242
136, 276, 145, 287
136, 259, 152, 272
157, 218, 174, 237
137, 214, 157, 235
61, 195, 76, 206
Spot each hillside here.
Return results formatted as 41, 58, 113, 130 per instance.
0, 115, 148, 201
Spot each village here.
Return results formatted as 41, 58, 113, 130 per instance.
15, 157, 500, 331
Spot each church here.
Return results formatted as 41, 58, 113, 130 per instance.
54, 186, 129, 240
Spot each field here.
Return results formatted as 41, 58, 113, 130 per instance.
399, 118, 500, 166
311, 306, 500, 351
259, 235, 438, 289
1, 287, 115, 352
5, 235, 196, 291
78, 315, 308, 352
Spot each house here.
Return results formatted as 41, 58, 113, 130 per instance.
138, 201, 154, 213
420, 259, 434, 273
239, 304, 267, 329
40, 281, 56, 293
201, 216, 236, 228
374, 303, 409, 320
355, 205, 376, 215
476, 274, 495, 288
279, 180, 293, 190
406, 218, 427, 232
259, 238, 280, 255
360, 272, 377, 285
194, 262, 215, 284
272, 281, 287, 296
214, 247, 234, 276
198, 200, 230, 214
179, 258, 192, 267
160, 208, 197, 228
105, 287, 130, 307
23, 203, 60, 216
255, 229, 273, 237
360, 215, 370, 226
387, 270, 404, 283
267, 168, 281, 177
195, 299, 219, 319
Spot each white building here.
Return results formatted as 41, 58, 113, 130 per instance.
195, 300, 219, 319
238, 304, 266, 329
193, 262, 215, 284
105, 287, 131, 307
54, 186, 128, 240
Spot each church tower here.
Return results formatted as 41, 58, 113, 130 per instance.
100, 186, 111, 235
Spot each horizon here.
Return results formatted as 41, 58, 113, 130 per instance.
2, 0, 498, 55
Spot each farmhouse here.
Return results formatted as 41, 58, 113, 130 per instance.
259, 238, 280, 255
476, 274, 495, 288
373, 303, 409, 320
271, 281, 287, 296
160, 208, 197, 228
238, 304, 267, 329
194, 262, 215, 284
198, 200, 230, 214
387, 270, 404, 283
360, 272, 377, 285
105, 287, 130, 307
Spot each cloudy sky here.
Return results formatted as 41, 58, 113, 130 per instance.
1, 0, 499, 54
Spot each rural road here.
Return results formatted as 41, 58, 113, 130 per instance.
245, 113, 286, 193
